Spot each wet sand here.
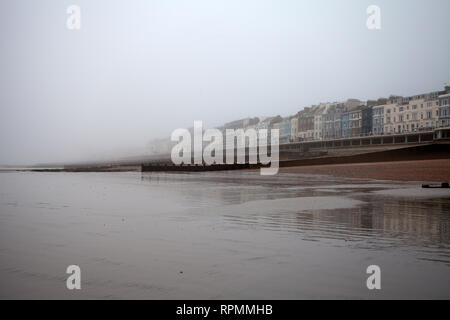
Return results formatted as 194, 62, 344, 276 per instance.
0, 171, 449, 299
279, 159, 450, 182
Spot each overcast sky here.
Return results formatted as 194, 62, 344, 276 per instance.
0, 0, 449, 165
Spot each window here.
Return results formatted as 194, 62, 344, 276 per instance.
413, 105, 417, 110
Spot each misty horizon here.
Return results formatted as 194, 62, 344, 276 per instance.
1, 0, 449, 165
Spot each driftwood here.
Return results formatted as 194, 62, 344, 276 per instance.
422, 183, 450, 189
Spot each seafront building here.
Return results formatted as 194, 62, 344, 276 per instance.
312, 103, 327, 141
322, 102, 346, 140
382, 99, 399, 135
277, 118, 292, 144
385, 91, 441, 134
341, 111, 351, 138
372, 104, 384, 135
439, 93, 450, 127
242, 117, 260, 147
290, 117, 299, 142
349, 106, 363, 137
254, 116, 282, 144
401, 92, 440, 132
361, 106, 373, 136
298, 107, 315, 141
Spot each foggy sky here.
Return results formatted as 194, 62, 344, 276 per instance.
1, 0, 449, 165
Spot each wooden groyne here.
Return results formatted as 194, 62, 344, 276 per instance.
141, 163, 265, 172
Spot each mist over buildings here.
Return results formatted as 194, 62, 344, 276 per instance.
0, 0, 449, 165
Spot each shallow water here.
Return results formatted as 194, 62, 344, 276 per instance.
0, 171, 449, 299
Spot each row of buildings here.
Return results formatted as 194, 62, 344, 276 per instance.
286, 86, 450, 143
148, 86, 450, 154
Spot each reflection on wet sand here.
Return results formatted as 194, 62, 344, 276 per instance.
0, 171, 449, 299
142, 173, 450, 240
141, 173, 450, 265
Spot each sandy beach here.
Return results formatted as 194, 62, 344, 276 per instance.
279, 159, 450, 182
0, 171, 449, 299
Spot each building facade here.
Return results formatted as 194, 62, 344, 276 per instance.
386, 92, 441, 134
372, 105, 384, 135
290, 117, 299, 142
439, 93, 450, 127
298, 107, 315, 141
383, 98, 402, 134
322, 102, 345, 140
361, 106, 373, 136
341, 112, 351, 138
350, 106, 363, 137
275, 118, 292, 144
313, 104, 327, 140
